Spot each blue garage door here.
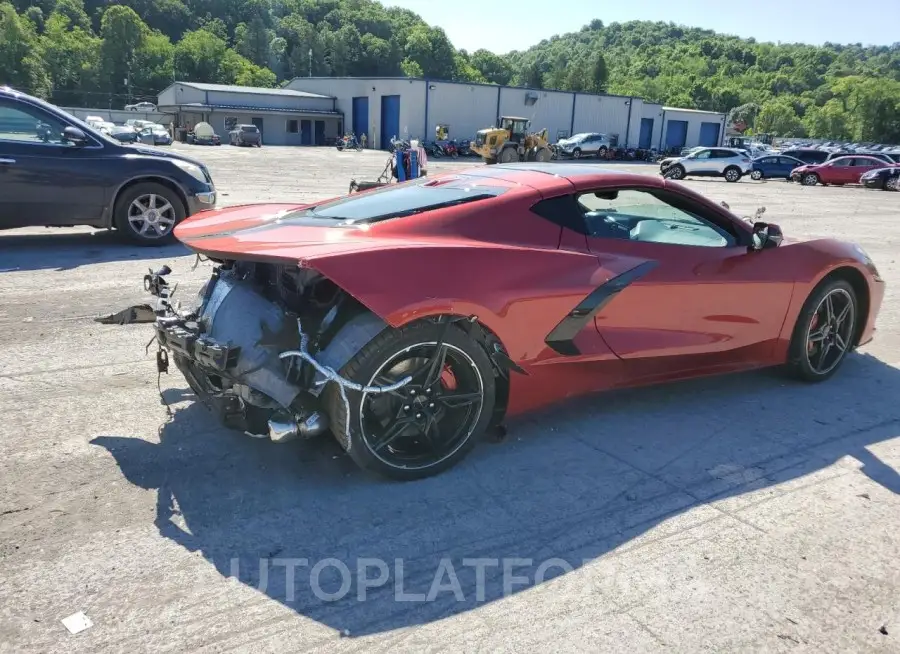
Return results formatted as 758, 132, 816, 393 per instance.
665, 120, 688, 150
351, 96, 368, 140
314, 120, 325, 145
380, 95, 400, 150
638, 118, 654, 149
699, 121, 721, 147
300, 119, 312, 145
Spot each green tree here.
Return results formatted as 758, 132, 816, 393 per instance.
0, 2, 50, 96
755, 99, 805, 136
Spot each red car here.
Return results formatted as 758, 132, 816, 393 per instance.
791, 155, 899, 186
143, 164, 884, 480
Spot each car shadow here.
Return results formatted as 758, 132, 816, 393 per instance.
0, 230, 189, 272
92, 352, 900, 637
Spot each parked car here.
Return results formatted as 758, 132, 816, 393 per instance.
136, 162, 884, 481
138, 124, 172, 146
852, 151, 898, 165
125, 101, 157, 112
107, 125, 139, 143
749, 154, 806, 180
659, 147, 752, 182
229, 124, 262, 147
0, 86, 216, 244
860, 166, 900, 191
554, 132, 612, 159
791, 155, 898, 186
779, 148, 831, 165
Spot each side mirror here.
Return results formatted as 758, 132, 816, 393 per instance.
751, 221, 783, 251
63, 126, 88, 145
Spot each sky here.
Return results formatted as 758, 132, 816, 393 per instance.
382, 0, 896, 54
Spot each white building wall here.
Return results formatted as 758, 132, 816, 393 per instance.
662, 108, 727, 149
159, 83, 205, 106
498, 87, 573, 142
572, 94, 632, 145
426, 82, 498, 142
287, 77, 426, 146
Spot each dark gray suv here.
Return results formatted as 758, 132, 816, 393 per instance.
0, 86, 217, 244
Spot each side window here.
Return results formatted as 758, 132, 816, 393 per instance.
694, 149, 712, 160
576, 189, 734, 248
832, 158, 852, 167
0, 99, 76, 147
762, 157, 777, 164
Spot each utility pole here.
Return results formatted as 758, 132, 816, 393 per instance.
308, 48, 312, 77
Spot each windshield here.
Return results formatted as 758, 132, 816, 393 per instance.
283, 177, 508, 225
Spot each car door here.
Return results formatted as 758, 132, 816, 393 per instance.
686, 148, 713, 174
778, 157, 800, 177
829, 158, 858, 184
0, 97, 109, 228
567, 186, 794, 381
852, 157, 882, 182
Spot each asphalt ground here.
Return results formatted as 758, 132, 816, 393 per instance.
1, 144, 898, 653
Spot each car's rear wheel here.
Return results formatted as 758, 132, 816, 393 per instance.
801, 173, 820, 186
750, 169, 764, 180
785, 279, 857, 382
724, 166, 742, 182
113, 182, 185, 245
324, 320, 496, 481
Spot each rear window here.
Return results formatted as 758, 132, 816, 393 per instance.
283, 177, 507, 225
241, 125, 259, 132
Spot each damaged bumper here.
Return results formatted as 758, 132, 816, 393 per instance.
138, 261, 394, 443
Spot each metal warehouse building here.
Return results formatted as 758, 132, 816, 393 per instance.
284, 76, 727, 152
156, 82, 343, 145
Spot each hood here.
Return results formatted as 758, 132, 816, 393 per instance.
126, 145, 204, 166
174, 203, 308, 241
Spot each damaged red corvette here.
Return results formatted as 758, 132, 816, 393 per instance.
144, 163, 884, 480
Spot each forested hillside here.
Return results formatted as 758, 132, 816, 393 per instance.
2, 0, 898, 141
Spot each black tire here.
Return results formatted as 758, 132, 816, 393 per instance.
724, 166, 742, 182
499, 147, 518, 164
113, 181, 186, 245
666, 164, 686, 180
572, 148, 582, 159
597, 146, 608, 159
801, 173, 820, 186
785, 278, 857, 382
324, 320, 497, 481
535, 147, 552, 163
750, 169, 764, 181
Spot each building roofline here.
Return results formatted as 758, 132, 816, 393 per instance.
158, 81, 335, 100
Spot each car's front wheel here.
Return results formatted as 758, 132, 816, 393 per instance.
801, 173, 820, 186
665, 164, 686, 180
785, 278, 857, 382
886, 176, 899, 191
113, 182, 186, 245
324, 320, 496, 481
572, 148, 582, 159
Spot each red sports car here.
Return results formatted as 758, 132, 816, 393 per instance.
791, 155, 899, 186
144, 163, 884, 480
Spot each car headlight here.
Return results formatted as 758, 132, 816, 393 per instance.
172, 159, 207, 183
861, 170, 877, 179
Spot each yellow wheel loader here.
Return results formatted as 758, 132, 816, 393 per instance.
470, 116, 553, 165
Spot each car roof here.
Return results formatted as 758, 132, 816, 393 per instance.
458, 163, 666, 191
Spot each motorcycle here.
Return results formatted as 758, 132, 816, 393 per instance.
336, 134, 362, 151
442, 140, 459, 158
389, 136, 410, 153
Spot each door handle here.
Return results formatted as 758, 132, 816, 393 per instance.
0, 158, 15, 164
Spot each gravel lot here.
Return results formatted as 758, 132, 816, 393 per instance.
1, 144, 898, 653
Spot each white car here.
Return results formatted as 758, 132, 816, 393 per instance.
125, 101, 157, 112
555, 132, 613, 159
659, 147, 752, 183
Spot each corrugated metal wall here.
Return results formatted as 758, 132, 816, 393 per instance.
498, 88, 573, 142
426, 83, 498, 142
662, 109, 726, 150
284, 77, 727, 150
572, 94, 632, 145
